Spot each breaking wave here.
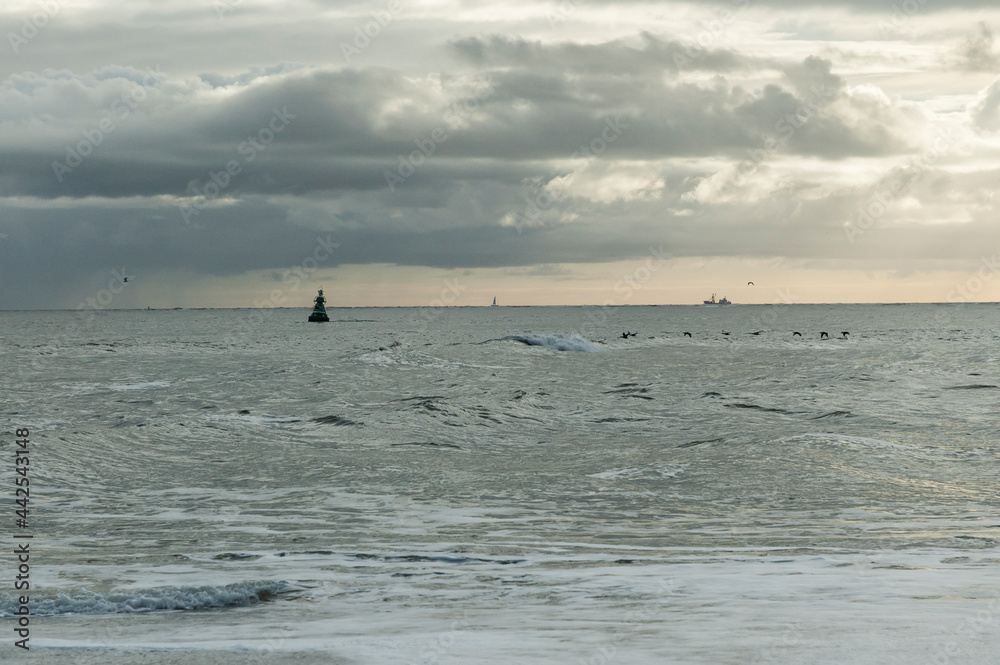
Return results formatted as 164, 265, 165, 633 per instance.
502, 334, 604, 352
0, 581, 290, 617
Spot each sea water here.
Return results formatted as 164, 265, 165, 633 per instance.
1, 304, 999, 664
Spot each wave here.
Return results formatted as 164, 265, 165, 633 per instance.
944, 384, 999, 390
108, 380, 171, 391
779, 433, 908, 451
312, 415, 361, 426
725, 403, 792, 414
502, 333, 604, 352
0, 581, 289, 617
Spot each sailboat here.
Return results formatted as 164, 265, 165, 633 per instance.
491, 297, 498, 307
308, 288, 330, 322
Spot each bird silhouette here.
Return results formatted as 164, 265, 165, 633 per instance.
792, 332, 801, 337
683, 332, 692, 338
820, 332, 829, 339
747, 281, 754, 286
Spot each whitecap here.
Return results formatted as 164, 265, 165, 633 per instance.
503, 333, 604, 352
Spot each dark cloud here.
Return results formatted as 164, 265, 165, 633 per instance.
0, 0, 994, 307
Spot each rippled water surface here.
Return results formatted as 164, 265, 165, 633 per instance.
2, 305, 999, 664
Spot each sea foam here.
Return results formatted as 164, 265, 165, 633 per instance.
502, 333, 604, 352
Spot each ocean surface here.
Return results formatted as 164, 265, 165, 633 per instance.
2, 304, 1000, 664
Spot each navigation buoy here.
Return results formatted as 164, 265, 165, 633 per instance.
308, 288, 330, 322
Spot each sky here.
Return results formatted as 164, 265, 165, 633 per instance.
3, 0, 1000, 309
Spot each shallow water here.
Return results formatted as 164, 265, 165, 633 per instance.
2, 304, 999, 663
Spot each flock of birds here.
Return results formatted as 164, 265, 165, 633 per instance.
622, 331, 851, 339
618, 283, 855, 341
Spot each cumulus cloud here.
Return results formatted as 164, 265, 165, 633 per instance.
971, 75, 1000, 132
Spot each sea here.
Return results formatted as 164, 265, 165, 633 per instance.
2, 304, 999, 664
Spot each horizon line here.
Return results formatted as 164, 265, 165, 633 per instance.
2, 302, 998, 312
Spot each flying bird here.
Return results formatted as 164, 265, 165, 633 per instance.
792, 332, 802, 337
683, 332, 692, 338
747, 281, 754, 286
820, 332, 829, 339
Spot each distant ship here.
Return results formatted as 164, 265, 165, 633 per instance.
702, 293, 731, 306
491, 297, 498, 307
308, 288, 330, 322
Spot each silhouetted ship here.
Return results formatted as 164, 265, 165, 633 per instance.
702, 293, 731, 306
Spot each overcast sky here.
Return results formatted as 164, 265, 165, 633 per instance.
3, 0, 1000, 308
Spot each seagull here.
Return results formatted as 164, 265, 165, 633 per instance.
841, 331, 850, 338
721, 331, 730, 336
123, 277, 128, 283
683, 332, 692, 338
820, 332, 829, 339
747, 281, 754, 286
792, 332, 802, 337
